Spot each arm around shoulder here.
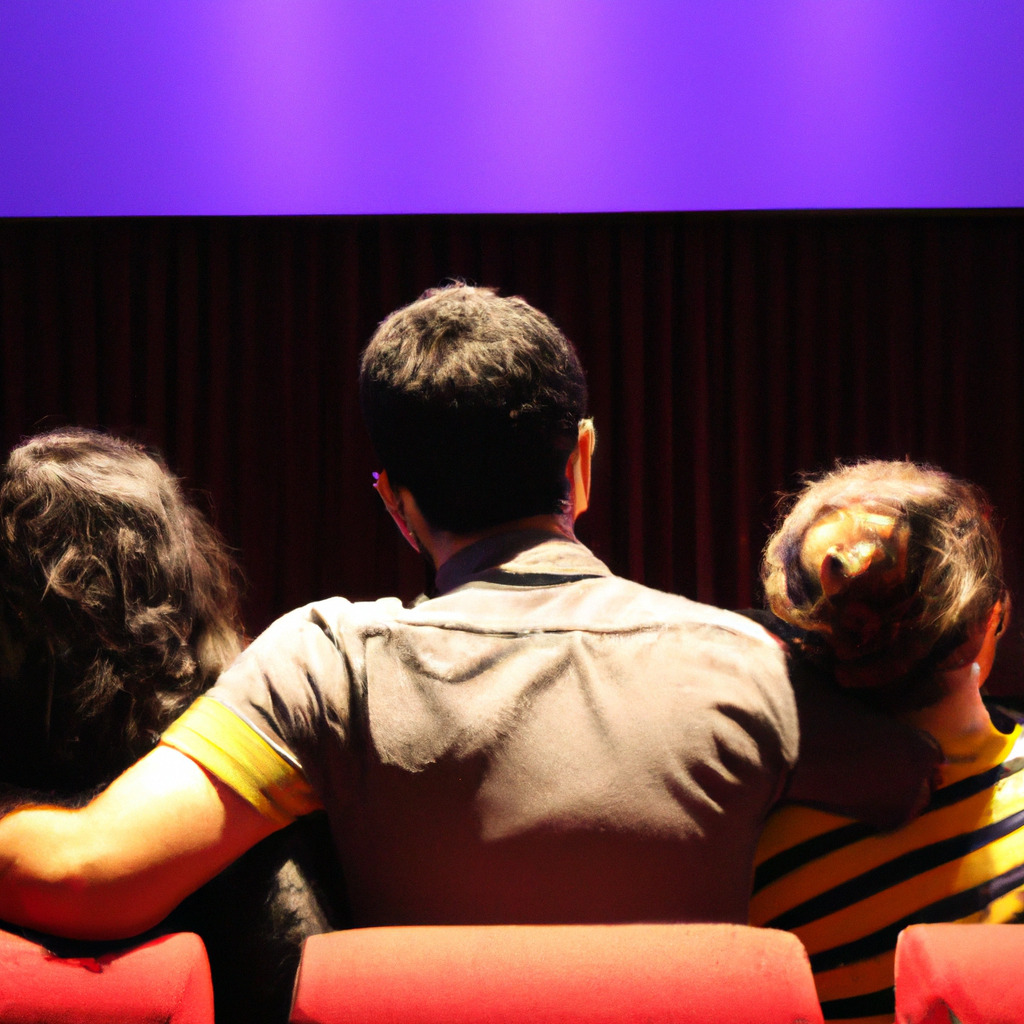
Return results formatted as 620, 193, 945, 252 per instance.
0, 745, 281, 941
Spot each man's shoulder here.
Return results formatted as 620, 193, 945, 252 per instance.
270, 594, 410, 630
253, 574, 781, 670
244, 595, 412, 662
600, 575, 785, 649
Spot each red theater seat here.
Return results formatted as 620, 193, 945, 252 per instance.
289, 923, 824, 1024
0, 928, 214, 1024
895, 923, 1024, 1024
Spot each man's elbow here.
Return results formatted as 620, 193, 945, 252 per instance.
2, 865, 174, 941
0, 814, 169, 941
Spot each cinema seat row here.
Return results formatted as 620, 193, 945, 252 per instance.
0, 922, 1017, 1023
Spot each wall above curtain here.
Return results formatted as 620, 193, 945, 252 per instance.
3, 1, 1023, 216
2, 210, 1022, 693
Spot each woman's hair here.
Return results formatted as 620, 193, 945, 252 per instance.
762, 459, 1005, 686
0, 428, 244, 792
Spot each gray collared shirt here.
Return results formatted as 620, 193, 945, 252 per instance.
204, 532, 797, 925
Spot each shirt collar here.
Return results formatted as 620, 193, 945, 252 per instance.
433, 529, 611, 596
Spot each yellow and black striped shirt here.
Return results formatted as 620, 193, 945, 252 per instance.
751, 703, 1024, 1024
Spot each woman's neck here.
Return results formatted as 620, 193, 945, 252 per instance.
901, 663, 993, 749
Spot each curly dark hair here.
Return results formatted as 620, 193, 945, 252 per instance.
359, 284, 589, 533
0, 428, 244, 792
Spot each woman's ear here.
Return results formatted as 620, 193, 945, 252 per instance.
974, 599, 1007, 686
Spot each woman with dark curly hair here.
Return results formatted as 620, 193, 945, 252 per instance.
0, 428, 341, 1024
0, 429, 243, 791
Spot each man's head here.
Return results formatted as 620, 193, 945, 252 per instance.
762, 460, 1005, 701
0, 428, 244, 791
359, 284, 589, 535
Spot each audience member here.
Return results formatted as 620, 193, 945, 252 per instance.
0, 285, 799, 936
749, 460, 1024, 1024
0, 428, 341, 1024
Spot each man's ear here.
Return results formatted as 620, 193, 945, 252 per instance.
566, 418, 595, 520
374, 470, 421, 552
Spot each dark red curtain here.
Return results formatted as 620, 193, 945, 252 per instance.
2, 211, 1022, 693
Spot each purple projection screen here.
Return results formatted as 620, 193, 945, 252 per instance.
2, 0, 1023, 216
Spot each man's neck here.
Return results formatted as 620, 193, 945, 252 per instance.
426, 513, 577, 572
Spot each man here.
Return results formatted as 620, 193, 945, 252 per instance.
0, 284, 798, 938
750, 460, 1024, 1024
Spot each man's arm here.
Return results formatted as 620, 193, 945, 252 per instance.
783, 659, 941, 828
0, 745, 281, 941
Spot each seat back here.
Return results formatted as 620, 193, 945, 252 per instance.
895, 923, 1024, 1024
0, 929, 214, 1024
289, 923, 823, 1024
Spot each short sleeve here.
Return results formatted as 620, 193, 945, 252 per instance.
161, 597, 372, 822
161, 695, 322, 825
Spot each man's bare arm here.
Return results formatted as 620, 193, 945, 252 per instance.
0, 745, 282, 940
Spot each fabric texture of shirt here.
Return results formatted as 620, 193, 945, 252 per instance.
164, 531, 797, 927
750, 701, 1024, 1024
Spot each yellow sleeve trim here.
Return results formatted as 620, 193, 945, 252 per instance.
161, 696, 322, 825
